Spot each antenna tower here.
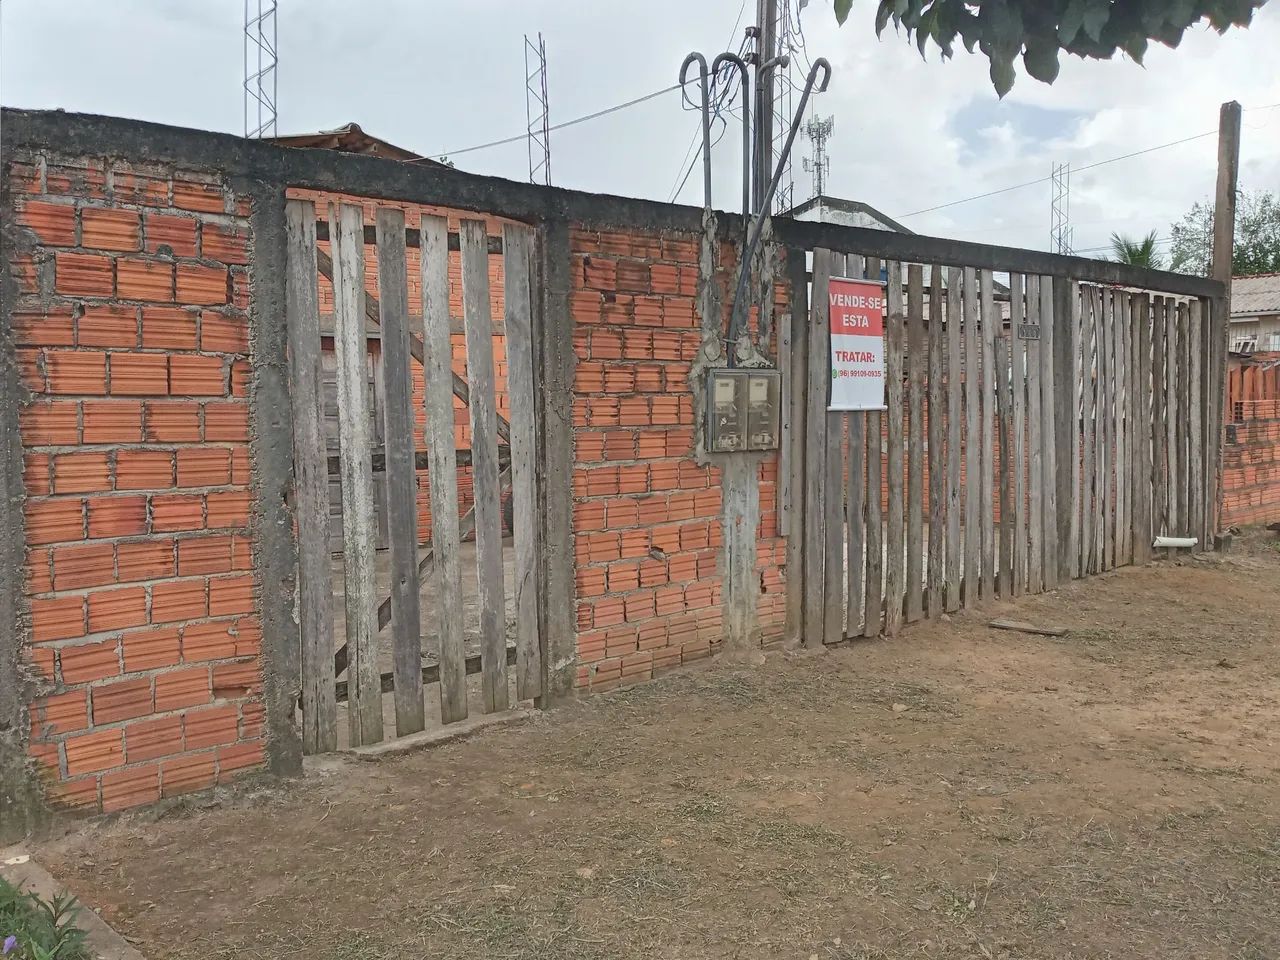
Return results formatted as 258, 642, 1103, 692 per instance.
243, 0, 278, 138
802, 115, 834, 198
1050, 161, 1073, 254
524, 33, 551, 186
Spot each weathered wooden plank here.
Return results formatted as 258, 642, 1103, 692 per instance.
419, 215, 468, 724
1115, 288, 1129, 565
803, 250, 832, 646
1038, 275, 1059, 588
375, 208, 426, 737
926, 266, 946, 619
1090, 286, 1105, 572
1065, 282, 1082, 579
503, 223, 542, 701
1100, 287, 1115, 571
330, 202, 382, 746
864, 256, 885, 637
944, 266, 963, 612
1176, 301, 1191, 544
1010, 274, 1027, 596
823, 254, 848, 646
1052, 277, 1077, 579
1135, 295, 1153, 564
1126, 293, 1140, 565
335, 645, 518, 704
844, 255, 866, 638
885, 262, 906, 635
1188, 299, 1204, 553
996, 330, 1013, 598
905, 264, 926, 622
1079, 286, 1096, 574
1151, 297, 1168, 549
1165, 298, 1180, 557
962, 267, 981, 606
784, 248, 809, 639
461, 218, 508, 713
1025, 275, 1044, 593
285, 200, 337, 755
979, 269, 997, 600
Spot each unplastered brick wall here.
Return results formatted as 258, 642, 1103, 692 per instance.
569, 226, 786, 692
1222, 418, 1280, 526
8, 153, 264, 813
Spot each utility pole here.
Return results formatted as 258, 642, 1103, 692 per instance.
752, 0, 779, 213
1210, 100, 1241, 538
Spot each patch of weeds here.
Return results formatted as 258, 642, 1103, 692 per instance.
0, 879, 89, 960
751, 817, 849, 851
423, 896, 603, 960
939, 887, 979, 923
674, 793, 728, 823
602, 853, 691, 902
1156, 807, 1222, 831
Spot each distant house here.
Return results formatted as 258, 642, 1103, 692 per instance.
269, 122, 448, 166
1229, 273, 1280, 353
784, 195, 914, 234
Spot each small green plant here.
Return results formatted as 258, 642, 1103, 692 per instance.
0, 877, 89, 960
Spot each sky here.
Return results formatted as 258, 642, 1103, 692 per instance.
2, 0, 1278, 261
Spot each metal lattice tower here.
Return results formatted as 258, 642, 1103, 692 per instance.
243, 0, 278, 139
524, 33, 551, 186
1050, 161, 1073, 254
770, 0, 796, 213
802, 115, 834, 199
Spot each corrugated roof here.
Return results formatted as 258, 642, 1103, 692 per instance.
1231, 272, 1280, 317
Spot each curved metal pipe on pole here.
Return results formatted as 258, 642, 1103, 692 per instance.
711, 51, 751, 224
679, 52, 713, 211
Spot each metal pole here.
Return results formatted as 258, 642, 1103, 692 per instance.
753, 0, 778, 213
1209, 100, 1241, 540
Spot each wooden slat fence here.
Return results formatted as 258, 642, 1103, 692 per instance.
798, 252, 1220, 644
285, 198, 541, 751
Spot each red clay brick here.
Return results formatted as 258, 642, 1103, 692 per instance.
116, 257, 174, 302
171, 179, 226, 214
46, 351, 107, 394
78, 304, 139, 348
109, 352, 168, 395
176, 263, 228, 305
17, 347, 44, 392
201, 224, 251, 265
161, 751, 217, 797
183, 705, 239, 749
124, 715, 183, 763
113, 169, 171, 207
88, 585, 147, 632
87, 495, 147, 538
21, 401, 80, 445
140, 305, 199, 349
154, 667, 211, 712
175, 448, 231, 488
206, 490, 249, 528
25, 645, 57, 682
101, 763, 160, 812
181, 619, 237, 662
121, 626, 181, 672
200, 312, 249, 353
203, 403, 247, 441
91, 676, 154, 724
217, 740, 265, 778
52, 451, 111, 493
81, 207, 141, 252
25, 499, 85, 545
208, 575, 253, 616
82, 400, 143, 443
55, 252, 113, 297
151, 493, 204, 532
151, 577, 208, 624
59, 638, 120, 684
30, 689, 89, 737
177, 535, 233, 575
64, 728, 124, 776
116, 539, 176, 582
51, 542, 114, 591
145, 400, 202, 442
115, 449, 174, 490
144, 213, 198, 256
46, 160, 106, 199
17, 199, 77, 245
211, 660, 260, 698
169, 354, 226, 396
49, 777, 100, 810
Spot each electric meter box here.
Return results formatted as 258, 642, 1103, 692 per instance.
704, 368, 781, 453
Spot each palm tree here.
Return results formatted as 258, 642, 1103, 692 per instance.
1109, 230, 1164, 269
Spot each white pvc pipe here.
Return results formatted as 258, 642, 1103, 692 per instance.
1153, 535, 1198, 549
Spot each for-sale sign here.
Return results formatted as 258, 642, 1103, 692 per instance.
828, 276, 887, 411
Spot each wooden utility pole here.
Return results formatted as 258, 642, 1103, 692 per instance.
753, 0, 778, 212
1209, 100, 1241, 541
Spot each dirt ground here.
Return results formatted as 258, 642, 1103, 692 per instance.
38, 532, 1280, 960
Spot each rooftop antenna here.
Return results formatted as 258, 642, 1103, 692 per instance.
243, 0, 278, 138
524, 33, 551, 186
1050, 161, 1073, 254
802, 115, 833, 199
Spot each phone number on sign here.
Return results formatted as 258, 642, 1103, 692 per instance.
832, 369, 882, 378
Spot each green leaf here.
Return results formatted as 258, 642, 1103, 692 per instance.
1023, 39, 1060, 83
990, 52, 1016, 97
1057, 0, 1087, 45
876, 1, 893, 34
1081, 0, 1110, 42
834, 0, 854, 25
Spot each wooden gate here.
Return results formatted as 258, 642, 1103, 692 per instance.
284, 197, 542, 751
798, 249, 1222, 642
